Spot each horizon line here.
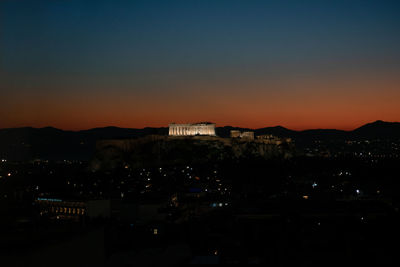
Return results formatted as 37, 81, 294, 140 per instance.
0, 120, 397, 133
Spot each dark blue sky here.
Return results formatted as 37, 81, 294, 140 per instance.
1, 0, 400, 130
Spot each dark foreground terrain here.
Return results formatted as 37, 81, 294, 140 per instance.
1, 150, 400, 265
1, 126, 400, 265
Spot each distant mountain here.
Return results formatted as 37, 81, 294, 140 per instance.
352, 120, 400, 139
0, 121, 399, 160
0, 126, 167, 161
255, 126, 296, 137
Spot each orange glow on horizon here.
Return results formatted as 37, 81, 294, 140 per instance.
2, 72, 400, 131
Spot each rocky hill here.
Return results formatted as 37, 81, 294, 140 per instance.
90, 135, 293, 170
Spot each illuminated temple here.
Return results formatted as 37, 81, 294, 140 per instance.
169, 122, 216, 136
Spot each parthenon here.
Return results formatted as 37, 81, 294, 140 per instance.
169, 122, 216, 136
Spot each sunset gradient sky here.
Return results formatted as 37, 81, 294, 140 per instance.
1, 0, 400, 130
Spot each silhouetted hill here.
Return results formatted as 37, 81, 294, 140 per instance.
0, 121, 399, 160
255, 126, 297, 137
0, 127, 167, 160
299, 129, 348, 140
79, 126, 168, 139
352, 120, 400, 139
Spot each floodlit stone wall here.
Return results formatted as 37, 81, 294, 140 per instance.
230, 130, 241, 138
241, 131, 254, 140
231, 130, 255, 140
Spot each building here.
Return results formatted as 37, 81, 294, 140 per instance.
230, 130, 254, 140
35, 197, 111, 221
35, 197, 86, 221
169, 122, 216, 136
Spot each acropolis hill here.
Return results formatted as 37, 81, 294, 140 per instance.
91, 134, 293, 171
1, 120, 398, 161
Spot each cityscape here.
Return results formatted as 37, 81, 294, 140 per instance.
1, 0, 400, 266
1, 121, 400, 265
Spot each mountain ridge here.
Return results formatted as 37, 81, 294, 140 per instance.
1, 120, 399, 160
3, 120, 398, 133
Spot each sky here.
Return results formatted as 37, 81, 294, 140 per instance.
1, 0, 400, 130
